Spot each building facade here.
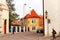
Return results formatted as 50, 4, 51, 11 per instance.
44, 0, 60, 36
24, 9, 40, 32
0, 0, 9, 34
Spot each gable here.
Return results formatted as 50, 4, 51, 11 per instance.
24, 9, 40, 18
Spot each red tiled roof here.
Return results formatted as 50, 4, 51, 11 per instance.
12, 21, 21, 25
24, 9, 40, 18
24, 14, 31, 18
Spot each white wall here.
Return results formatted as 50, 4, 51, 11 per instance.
44, 0, 60, 36
0, 0, 9, 34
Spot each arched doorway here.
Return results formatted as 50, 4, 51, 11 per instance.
4, 19, 7, 34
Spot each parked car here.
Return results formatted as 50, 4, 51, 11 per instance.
36, 28, 43, 33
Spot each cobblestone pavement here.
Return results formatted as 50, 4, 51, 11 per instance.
0, 32, 60, 40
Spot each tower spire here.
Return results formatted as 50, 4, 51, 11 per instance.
23, 3, 27, 17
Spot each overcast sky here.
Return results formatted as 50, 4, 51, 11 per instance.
13, 0, 43, 18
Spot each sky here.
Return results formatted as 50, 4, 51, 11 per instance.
13, 0, 43, 18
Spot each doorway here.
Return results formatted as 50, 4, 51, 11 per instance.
4, 19, 7, 34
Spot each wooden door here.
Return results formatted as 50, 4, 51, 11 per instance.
4, 20, 6, 34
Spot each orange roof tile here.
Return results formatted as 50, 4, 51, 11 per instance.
24, 9, 40, 18
39, 15, 44, 29
12, 21, 21, 25
24, 14, 31, 18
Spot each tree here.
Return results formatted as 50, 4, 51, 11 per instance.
6, 0, 19, 32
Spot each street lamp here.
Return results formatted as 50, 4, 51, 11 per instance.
45, 10, 50, 36
45, 10, 48, 19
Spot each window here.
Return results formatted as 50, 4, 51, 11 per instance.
32, 26, 36, 30
32, 19, 36, 23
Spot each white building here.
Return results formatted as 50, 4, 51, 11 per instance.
0, 0, 9, 34
44, 0, 60, 36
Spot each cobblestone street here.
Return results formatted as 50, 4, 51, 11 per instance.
0, 32, 60, 40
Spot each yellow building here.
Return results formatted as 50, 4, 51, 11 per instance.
0, 0, 9, 34
24, 9, 40, 32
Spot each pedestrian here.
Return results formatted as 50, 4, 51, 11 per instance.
11, 25, 15, 34
52, 29, 57, 40
12, 26, 15, 34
